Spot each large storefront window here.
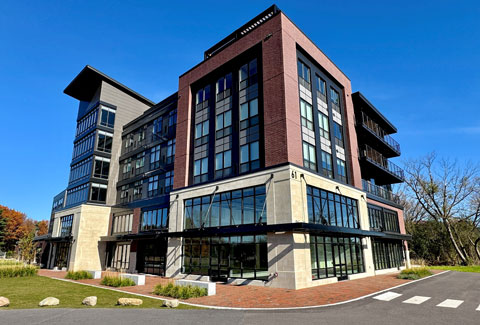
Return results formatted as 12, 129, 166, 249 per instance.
368, 204, 400, 233
306, 185, 359, 229
372, 239, 404, 270
310, 235, 364, 280
184, 185, 266, 229
183, 235, 268, 280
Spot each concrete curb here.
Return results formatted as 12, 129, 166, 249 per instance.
40, 270, 450, 311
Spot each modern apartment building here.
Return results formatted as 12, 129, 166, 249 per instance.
39, 5, 410, 289
41, 66, 154, 271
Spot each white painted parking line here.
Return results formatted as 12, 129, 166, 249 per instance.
373, 292, 402, 301
436, 299, 464, 308
476, 304, 480, 311
402, 296, 431, 305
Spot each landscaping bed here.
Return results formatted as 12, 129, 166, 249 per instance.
0, 260, 37, 278
0, 276, 199, 309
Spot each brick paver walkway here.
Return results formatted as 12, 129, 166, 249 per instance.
38, 269, 442, 308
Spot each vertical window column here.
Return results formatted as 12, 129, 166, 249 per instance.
298, 60, 317, 172
193, 86, 211, 184
315, 75, 333, 178
239, 58, 260, 173
215, 73, 233, 179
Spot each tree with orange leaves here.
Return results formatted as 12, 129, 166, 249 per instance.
0, 205, 26, 251
36, 220, 48, 236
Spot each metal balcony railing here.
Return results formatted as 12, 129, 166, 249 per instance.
362, 145, 405, 180
361, 112, 401, 154
362, 180, 401, 204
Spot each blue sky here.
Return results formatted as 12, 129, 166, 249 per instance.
1, 1, 479, 220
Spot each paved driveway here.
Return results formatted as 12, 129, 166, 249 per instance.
1, 271, 478, 325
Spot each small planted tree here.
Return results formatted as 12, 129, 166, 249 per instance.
18, 233, 36, 264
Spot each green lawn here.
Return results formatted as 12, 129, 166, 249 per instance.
0, 276, 202, 309
429, 265, 480, 273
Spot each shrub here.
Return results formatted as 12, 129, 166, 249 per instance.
0, 260, 23, 266
397, 267, 433, 280
100, 275, 136, 287
0, 265, 38, 278
153, 283, 208, 299
65, 270, 93, 280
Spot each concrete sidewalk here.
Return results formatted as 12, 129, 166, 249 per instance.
38, 269, 442, 309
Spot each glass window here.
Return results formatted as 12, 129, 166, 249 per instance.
372, 239, 403, 270
90, 183, 107, 202
297, 60, 311, 84
240, 98, 258, 121
196, 85, 210, 107
150, 145, 161, 169
184, 185, 266, 230
303, 142, 316, 171
195, 120, 209, 139
319, 113, 330, 140
300, 100, 314, 130
141, 208, 168, 231
333, 122, 344, 148
240, 145, 249, 164
316, 75, 326, 96
321, 151, 333, 178
194, 158, 208, 177
239, 59, 258, 90
240, 141, 260, 173
310, 235, 364, 279
330, 88, 340, 106
93, 157, 110, 179
59, 215, 73, 237
97, 131, 113, 153
336, 158, 347, 183
215, 150, 232, 171
148, 175, 159, 197
166, 139, 176, 164
216, 110, 232, 131
307, 185, 358, 229
100, 106, 116, 128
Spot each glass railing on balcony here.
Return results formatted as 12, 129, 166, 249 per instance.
362, 180, 400, 204
361, 145, 405, 180
361, 112, 400, 154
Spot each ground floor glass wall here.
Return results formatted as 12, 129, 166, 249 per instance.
54, 242, 71, 268
137, 239, 168, 276
372, 239, 404, 270
310, 235, 364, 280
182, 234, 268, 280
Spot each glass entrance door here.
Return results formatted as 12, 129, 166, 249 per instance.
137, 239, 167, 276
332, 243, 348, 280
210, 242, 230, 281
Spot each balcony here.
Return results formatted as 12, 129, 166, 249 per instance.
361, 112, 401, 156
362, 180, 400, 204
360, 145, 404, 184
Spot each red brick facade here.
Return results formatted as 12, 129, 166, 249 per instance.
173, 13, 362, 190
